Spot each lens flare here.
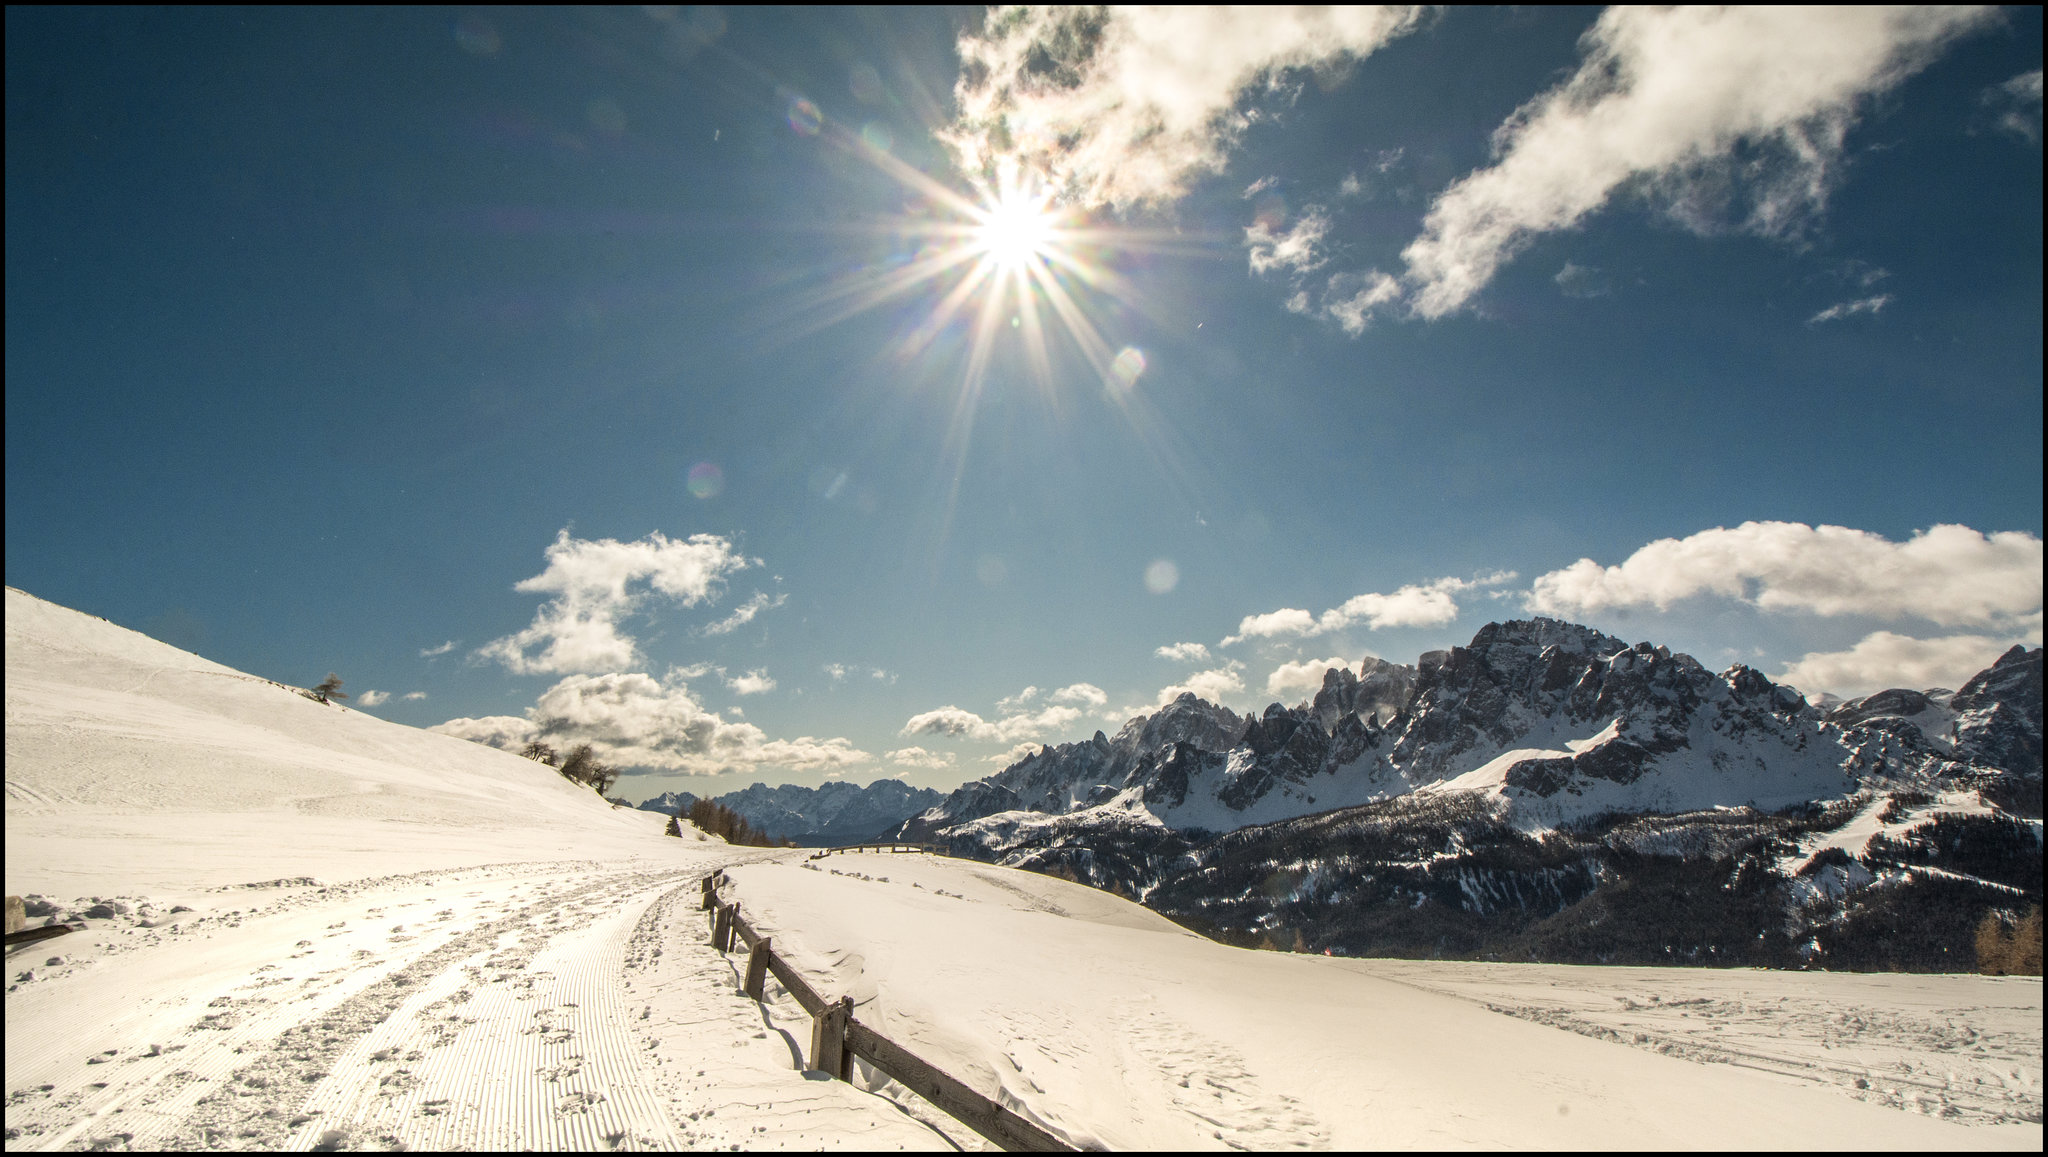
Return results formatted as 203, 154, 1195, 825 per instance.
1110, 347, 1146, 390
1145, 559, 1180, 594
687, 462, 724, 499
786, 97, 822, 137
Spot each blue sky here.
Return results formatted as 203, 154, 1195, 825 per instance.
6, 6, 2041, 800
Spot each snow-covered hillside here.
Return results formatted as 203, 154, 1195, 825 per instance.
4, 587, 2040, 1150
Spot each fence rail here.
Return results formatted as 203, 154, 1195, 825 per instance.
805, 842, 950, 860
700, 872, 1075, 1152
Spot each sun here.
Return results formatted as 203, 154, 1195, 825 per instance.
973, 185, 1056, 271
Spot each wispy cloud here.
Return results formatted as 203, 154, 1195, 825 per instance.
402, 691, 427, 702
1528, 522, 2043, 630
420, 640, 458, 659
433, 670, 866, 775
356, 690, 390, 708
700, 590, 786, 637
1156, 641, 1212, 663
944, 6, 1425, 209
886, 746, 958, 770
476, 529, 752, 675
1223, 572, 1515, 645
1807, 294, 1893, 325
1985, 68, 2043, 143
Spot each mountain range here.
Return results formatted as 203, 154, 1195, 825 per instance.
888, 618, 2041, 970
637, 779, 944, 846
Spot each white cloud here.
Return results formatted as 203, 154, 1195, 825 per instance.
996, 685, 1041, 712
419, 640, 457, 658
700, 590, 786, 637
476, 529, 752, 675
1266, 656, 1356, 700
725, 669, 776, 696
1400, 7, 1994, 319
871, 668, 895, 683
1554, 262, 1610, 299
433, 671, 867, 775
886, 746, 958, 770
944, 6, 1426, 210
1158, 660, 1247, 708
1987, 68, 2043, 142
355, 690, 390, 707
899, 701, 1082, 744
1527, 522, 2043, 630
1050, 682, 1108, 707
402, 691, 427, 701
1808, 294, 1893, 325
1247, 206, 1331, 277
823, 663, 849, 681
1320, 270, 1403, 335
1776, 630, 2035, 699
1223, 572, 1514, 645
1156, 641, 1212, 663
986, 741, 1044, 767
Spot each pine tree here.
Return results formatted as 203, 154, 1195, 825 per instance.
664, 813, 682, 838
312, 673, 348, 704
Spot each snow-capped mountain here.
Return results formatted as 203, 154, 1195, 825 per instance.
899, 619, 2039, 843
638, 780, 944, 846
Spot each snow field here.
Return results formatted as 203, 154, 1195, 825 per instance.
725, 852, 2044, 1150
1360, 959, 2043, 1126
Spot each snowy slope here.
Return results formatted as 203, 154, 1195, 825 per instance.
726, 851, 2041, 1148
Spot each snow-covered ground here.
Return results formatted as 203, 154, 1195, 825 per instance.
6, 585, 2042, 1150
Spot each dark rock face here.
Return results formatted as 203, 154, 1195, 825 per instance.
1950, 646, 2044, 779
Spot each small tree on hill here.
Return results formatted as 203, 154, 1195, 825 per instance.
555, 742, 621, 797
664, 812, 683, 838
519, 740, 559, 767
312, 673, 349, 704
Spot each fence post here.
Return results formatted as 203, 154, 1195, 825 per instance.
811, 995, 852, 1081
745, 937, 772, 1001
701, 876, 716, 910
724, 904, 742, 953
712, 903, 731, 950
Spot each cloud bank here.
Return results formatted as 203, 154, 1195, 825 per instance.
434, 671, 866, 776
1224, 572, 1514, 645
1527, 522, 2042, 630
1776, 630, 2029, 699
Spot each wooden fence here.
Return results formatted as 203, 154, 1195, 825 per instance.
699, 872, 1075, 1152
805, 842, 950, 861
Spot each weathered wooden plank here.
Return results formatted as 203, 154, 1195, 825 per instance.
711, 904, 731, 950
763, 950, 825, 1015
4, 895, 24, 935
846, 1021, 1074, 1152
810, 996, 852, 1081
744, 937, 772, 1001
3, 924, 76, 948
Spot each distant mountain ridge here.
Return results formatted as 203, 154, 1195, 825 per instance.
899, 618, 2034, 844
888, 618, 2040, 971
637, 779, 943, 846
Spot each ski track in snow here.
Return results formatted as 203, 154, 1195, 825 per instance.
2, 856, 951, 1152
